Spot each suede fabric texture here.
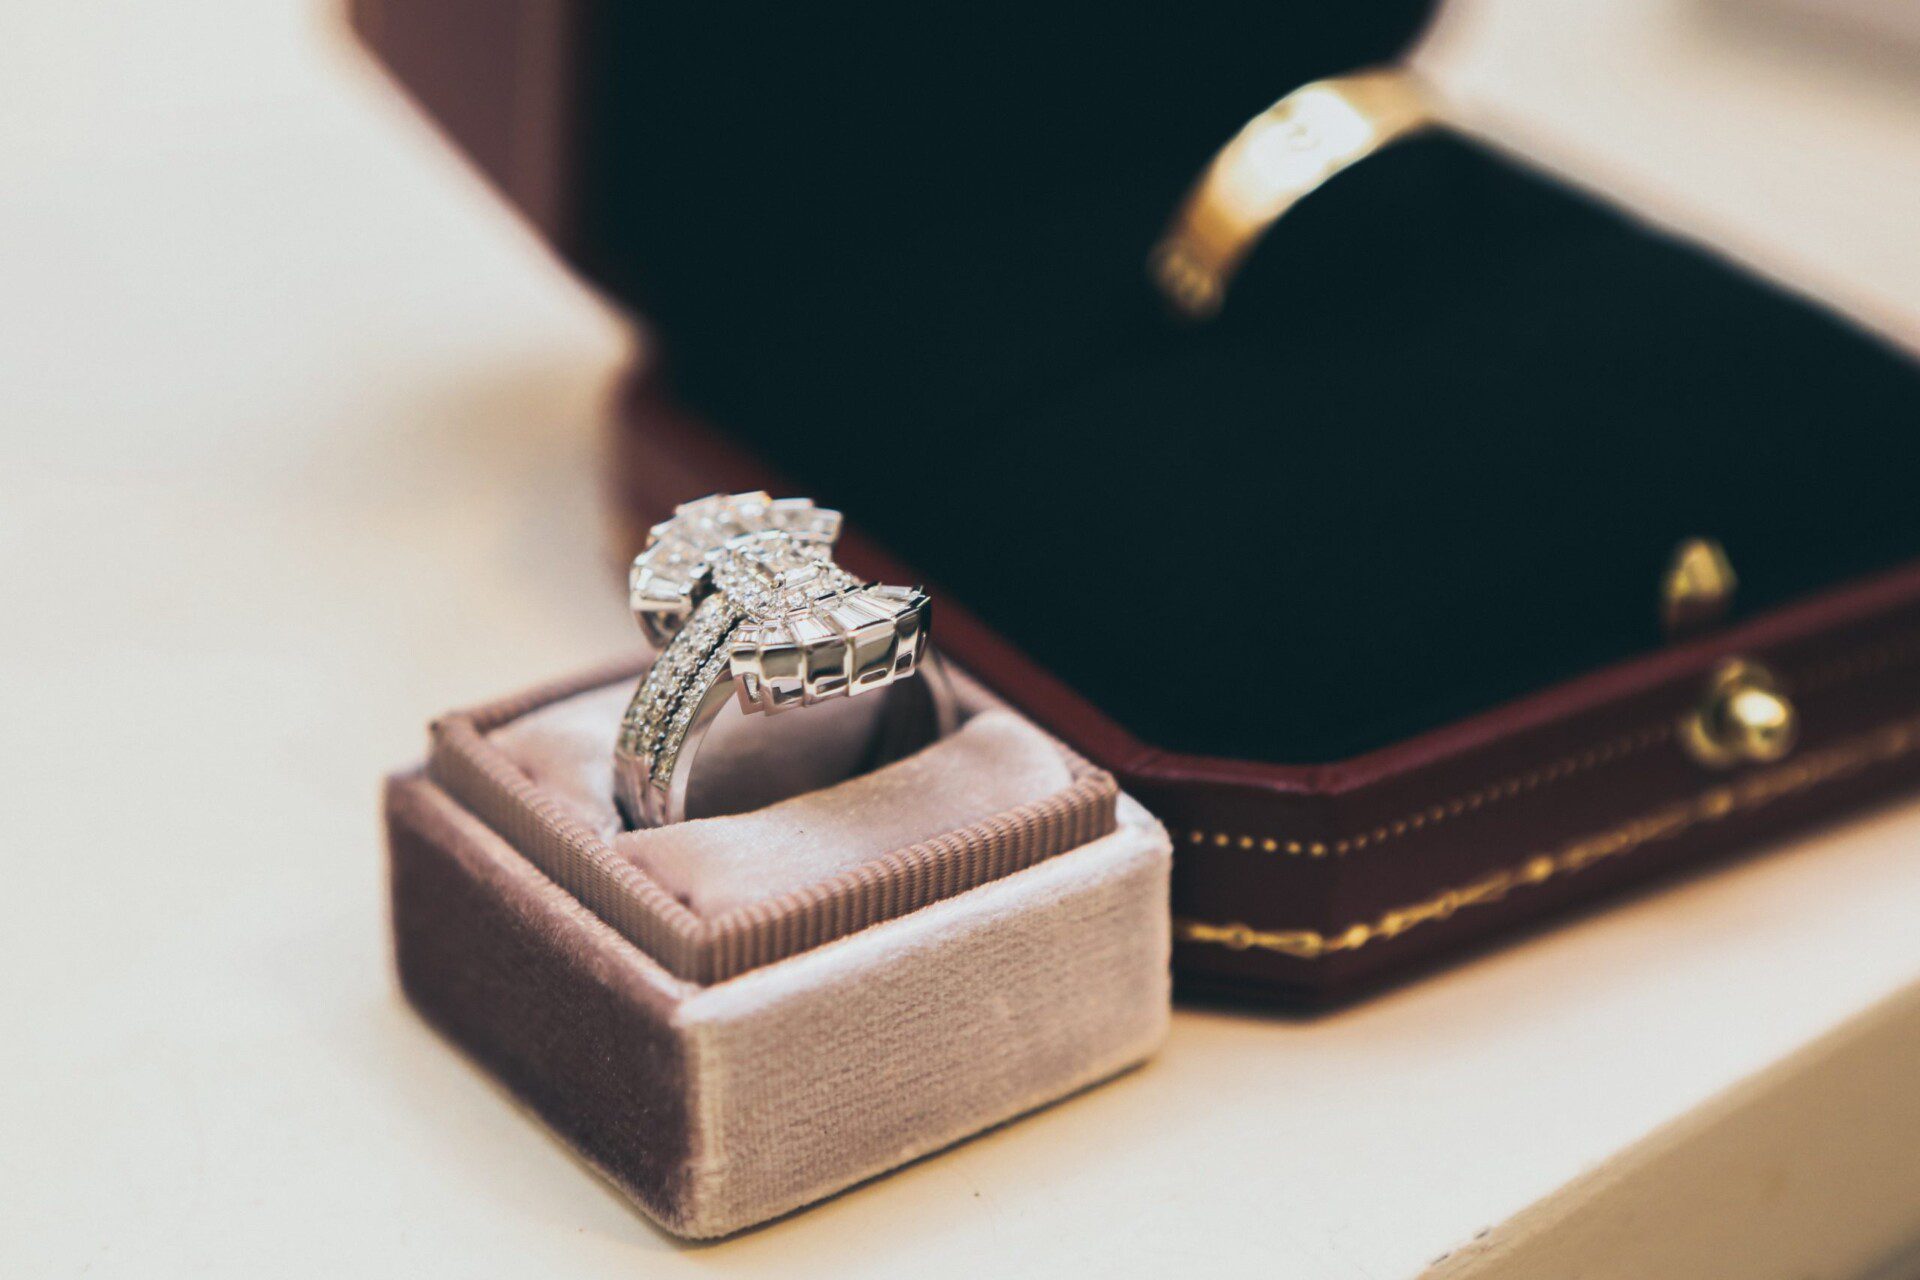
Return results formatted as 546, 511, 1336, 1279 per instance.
389, 673, 1172, 1238
428, 667, 1122, 985
491, 683, 1074, 915
388, 775, 695, 1214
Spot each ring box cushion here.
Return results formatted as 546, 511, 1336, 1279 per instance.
387, 663, 1171, 1237
489, 680, 1087, 915
352, 2, 1920, 1001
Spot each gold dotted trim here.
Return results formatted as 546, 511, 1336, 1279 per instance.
1175, 711, 1920, 959
1185, 624, 1920, 858
1184, 723, 1672, 857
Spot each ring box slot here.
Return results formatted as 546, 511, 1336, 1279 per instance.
427, 665, 1124, 982
388, 660, 1171, 1236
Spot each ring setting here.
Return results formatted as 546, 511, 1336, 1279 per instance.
615, 492, 950, 827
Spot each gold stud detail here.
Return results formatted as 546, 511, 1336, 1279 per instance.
1662, 537, 1737, 639
1680, 659, 1798, 769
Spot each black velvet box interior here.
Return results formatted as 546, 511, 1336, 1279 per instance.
566, 4, 1920, 768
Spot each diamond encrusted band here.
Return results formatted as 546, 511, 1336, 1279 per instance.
614, 492, 954, 827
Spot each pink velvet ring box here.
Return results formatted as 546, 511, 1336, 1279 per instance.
385, 660, 1173, 1238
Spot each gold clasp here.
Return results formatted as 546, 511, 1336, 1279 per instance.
1680, 659, 1798, 769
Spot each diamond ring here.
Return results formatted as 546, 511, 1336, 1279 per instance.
614, 492, 956, 828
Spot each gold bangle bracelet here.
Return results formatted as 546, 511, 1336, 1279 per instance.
1149, 67, 1438, 319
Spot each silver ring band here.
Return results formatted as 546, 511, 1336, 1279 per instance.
614, 493, 956, 827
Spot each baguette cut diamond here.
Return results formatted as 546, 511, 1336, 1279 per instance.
615, 492, 941, 827
627, 492, 844, 646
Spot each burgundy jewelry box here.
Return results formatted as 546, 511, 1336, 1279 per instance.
352, 1, 1920, 1004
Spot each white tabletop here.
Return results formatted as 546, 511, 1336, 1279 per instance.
5, 3, 1920, 1277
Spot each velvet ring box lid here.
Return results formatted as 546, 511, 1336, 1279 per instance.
353, 3, 1920, 1003
387, 662, 1172, 1237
